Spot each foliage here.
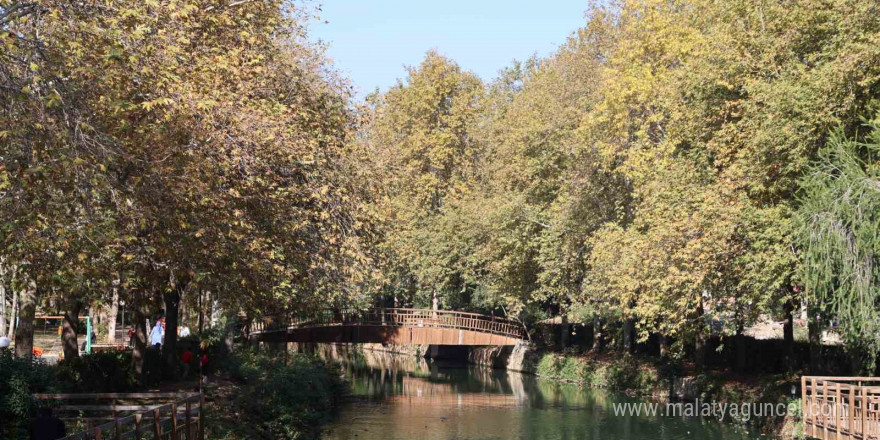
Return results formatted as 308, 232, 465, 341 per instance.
535, 352, 661, 394
53, 350, 149, 393
359, 51, 485, 309
797, 115, 880, 373
0, 0, 878, 384
0, 349, 56, 440
1, 0, 377, 367
215, 349, 346, 440
359, 0, 880, 368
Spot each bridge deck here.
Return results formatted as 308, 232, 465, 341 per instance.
249, 308, 526, 346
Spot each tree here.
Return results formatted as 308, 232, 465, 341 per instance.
797, 117, 880, 374
2, 0, 375, 368
362, 51, 484, 310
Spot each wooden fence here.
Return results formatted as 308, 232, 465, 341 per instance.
34, 392, 204, 440
801, 376, 880, 440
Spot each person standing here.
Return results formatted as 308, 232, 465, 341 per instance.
199, 352, 209, 388
181, 349, 193, 379
149, 317, 164, 347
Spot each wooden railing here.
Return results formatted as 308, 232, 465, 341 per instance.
34, 392, 204, 440
802, 376, 880, 440
251, 308, 527, 341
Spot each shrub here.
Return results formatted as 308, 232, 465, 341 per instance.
215, 349, 347, 440
54, 350, 139, 393
0, 349, 57, 440
535, 352, 663, 395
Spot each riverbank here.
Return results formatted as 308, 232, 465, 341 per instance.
469, 344, 803, 439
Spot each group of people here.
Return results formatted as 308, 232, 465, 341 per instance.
125, 315, 191, 348
144, 315, 207, 381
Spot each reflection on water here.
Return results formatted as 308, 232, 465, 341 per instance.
321, 348, 760, 440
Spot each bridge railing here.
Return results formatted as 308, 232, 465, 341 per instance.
251, 308, 526, 341
801, 376, 880, 440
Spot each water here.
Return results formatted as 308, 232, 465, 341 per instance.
321, 348, 762, 440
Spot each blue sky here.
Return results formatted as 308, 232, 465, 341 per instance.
308, 1, 589, 101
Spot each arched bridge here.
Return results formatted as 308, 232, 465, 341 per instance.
249, 308, 527, 346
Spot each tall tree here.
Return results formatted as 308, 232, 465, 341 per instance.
362, 51, 484, 310
797, 118, 880, 374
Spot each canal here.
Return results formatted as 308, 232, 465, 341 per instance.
320, 348, 762, 440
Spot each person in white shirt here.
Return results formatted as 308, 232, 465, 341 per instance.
149, 318, 164, 346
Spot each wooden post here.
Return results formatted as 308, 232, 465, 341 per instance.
114, 418, 122, 440
803, 376, 808, 435
825, 380, 830, 439
848, 385, 855, 440
198, 393, 205, 440
861, 388, 868, 440
135, 413, 142, 440
171, 403, 179, 440
153, 408, 161, 440
835, 383, 843, 440
186, 400, 193, 440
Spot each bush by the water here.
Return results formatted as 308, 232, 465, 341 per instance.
214, 349, 347, 440
535, 353, 662, 394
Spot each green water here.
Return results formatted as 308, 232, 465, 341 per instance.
321, 350, 763, 440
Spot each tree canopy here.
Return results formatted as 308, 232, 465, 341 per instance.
2, 0, 879, 373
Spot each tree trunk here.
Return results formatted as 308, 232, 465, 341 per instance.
197, 289, 204, 333
623, 318, 634, 354
62, 300, 83, 360
694, 298, 706, 373
808, 310, 823, 374
107, 285, 119, 344
14, 281, 37, 359
131, 307, 148, 378
431, 290, 439, 312
592, 317, 602, 352
163, 288, 181, 371
623, 298, 636, 354
560, 316, 570, 350
178, 287, 186, 329
210, 294, 220, 326
783, 299, 795, 371
659, 334, 669, 358
8, 288, 17, 339
0, 258, 8, 336
0, 281, 7, 337
735, 323, 747, 373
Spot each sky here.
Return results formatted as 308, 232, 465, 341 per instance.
308, 1, 590, 101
